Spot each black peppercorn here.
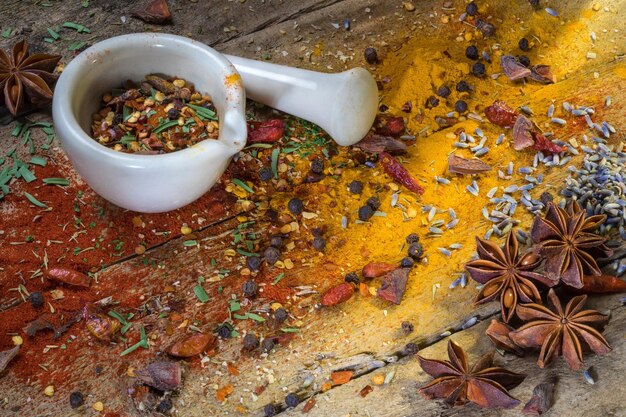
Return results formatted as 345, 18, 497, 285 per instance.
455, 100, 468, 114
29, 292, 44, 309
471, 62, 486, 77
264, 403, 277, 417
466, 1, 478, 16
519, 37, 530, 51
285, 393, 299, 408
287, 198, 304, 215
156, 398, 173, 413
436, 85, 451, 98
404, 342, 419, 355
401, 321, 414, 334
401, 257, 415, 268
519, 55, 531, 67
167, 107, 180, 120
345, 272, 359, 285
312, 236, 326, 252
274, 307, 288, 322
366, 197, 381, 211
405, 233, 420, 244
259, 166, 273, 182
408, 243, 424, 259
311, 157, 324, 174
242, 280, 258, 298
476, 19, 496, 37
269, 235, 283, 248
311, 227, 324, 237
243, 333, 260, 351
456, 80, 471, 92
262, 337, 275, 353
217, 322, 233, 338
379, 104, 389, 112
247, 256, 262, 272
69, 391, 84, 409
264, 246, 281, 265
348, 180, 364, 194
364, 47, 378, 64
426, 95, 440, 108
358, 205, 374, 221
465, 45, 479, 60
528, 0, 539, 7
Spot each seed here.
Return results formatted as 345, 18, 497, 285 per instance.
243, 333, 260, 350
358, 205, 374, 221
311, 157, 324, 174
269, 236, 283, 248
287, 198, 304, 215
259, 167, 273, 182
285, 393, 299, 408
172, 79, 185, 88
217, 322, 233, 338
366, 197, 381, 211
246, 256, 262, 272
92, 401, 104, 412
518, 37, 530, 51
242, 280, 258, 298
312, 236, 326, 252
401, 257, 414, 268
466, 2, 478, 16
30, 292, 44, 309
264, 246, 281, 265
406, 233, 420, 244
518, 55, 531, 67
465, 45, 479, 60
455, 100, 468, 113
503, 288, 515, 308
69, 391, 84, 409
408, 243, 424, 259
364, 47, 378, 64
456, 80, 471, 92
471, 62, 486, 77
44, 385, 55, 396
264, 403, 277, 417
437, 85, 451, 98
371, 374, 386, 385
154, 91, 165, 102
348, 180, 364, 194
274, 307, 288, 322
438, 248, 452, 257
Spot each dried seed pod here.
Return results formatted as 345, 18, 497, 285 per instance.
84, 311, 120, 341
529, 65, 555, 84
166, 333, 215, 358
134, 361, 182, 391
46, 267, 91, 288
447, 154, 492, 175
500, 55, 532, 81
512, 115, 534, 150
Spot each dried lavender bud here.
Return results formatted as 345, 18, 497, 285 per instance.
285, 393, 300, 408
436, 85, 451, 98
519, 37, 530, 51
156, 398, 173, 413
408, 243, 424, 259
29, 292, 44, 309
264, 246, 281, 265
401, 257, 414, 268
358, 205, 374, 221
345, 272, 360, 285
269, 235, 283, 248
401, 321, 414, 334
288, 198, 304, 215
466, 2, 478, 16
243, 333, 259, 351
262, 337, 275, 353
274, 307, 288, 322
471, 62, 486, 77
465, 45, 479, 60
519, 55, 531, 67
348, 180, 364, 194
69, 392, 84, 409
366, 197, 381, 211
217, 323, 233, 338
312, 236, 326, 252
406, 233, 420, 244
364, 47, 378, 64
311, 157, 324, 174
259, 166, 273, 182
404, 342, 419, 355
264, 403, 277, 417
247, 256, 262, 272
455, 100, 468, 113
242, 280, 258, 298
456, 80, 471, 92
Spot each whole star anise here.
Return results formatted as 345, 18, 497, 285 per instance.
531, 201, 612, 289
418, 339, 526, 408
465, 231, 556, 323
0, 40, 61, 116
509, 288, 611, 370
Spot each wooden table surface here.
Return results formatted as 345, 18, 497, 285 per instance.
0, 1, 625, 416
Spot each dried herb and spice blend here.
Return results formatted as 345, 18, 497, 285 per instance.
91, 74, 219, 154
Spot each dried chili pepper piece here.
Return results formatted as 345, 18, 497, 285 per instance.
484, 100, 518, 128
132, 0, 172, 24
166, 333, 215, 358
531, 131, 564, 154
379, 152, 424, 195
378, 117, 405, 136
330, 370, 354, 385
320, 282, 354, 307
377, 267, 410, 305
134, 361, 181, 391
362, 262, 397, 279
46, 266, 91, 288
247, 118, 285, 143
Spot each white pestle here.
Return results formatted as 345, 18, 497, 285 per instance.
226, 55, 378, 147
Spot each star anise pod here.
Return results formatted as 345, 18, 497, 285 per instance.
509, 288, 611, 370
0, 40, 61, 116
531, 201, 612, 289
465, 231, 556, 323
418, 339, 525, 408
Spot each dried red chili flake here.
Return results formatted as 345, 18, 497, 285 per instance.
379, 152, 424, 195
166, 333, 215, 358
377, 267, 410, 305
362, 262, 397, 279
302, 398, 316, 413
378, 117, 405, 137
330, 370, 354, 385
484, 100, 518, 128
320, 282, 354, 306
247, 118, 285, 143
359, 385, 374, 397
531, 131, 564, 154
132, 0, 172, 24
46, 266, 91, 288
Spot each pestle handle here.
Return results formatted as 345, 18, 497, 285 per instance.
226, 54, 378, 147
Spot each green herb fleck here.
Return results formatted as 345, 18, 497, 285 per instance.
24, 192, 47, 208
194, 284, 210, 303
